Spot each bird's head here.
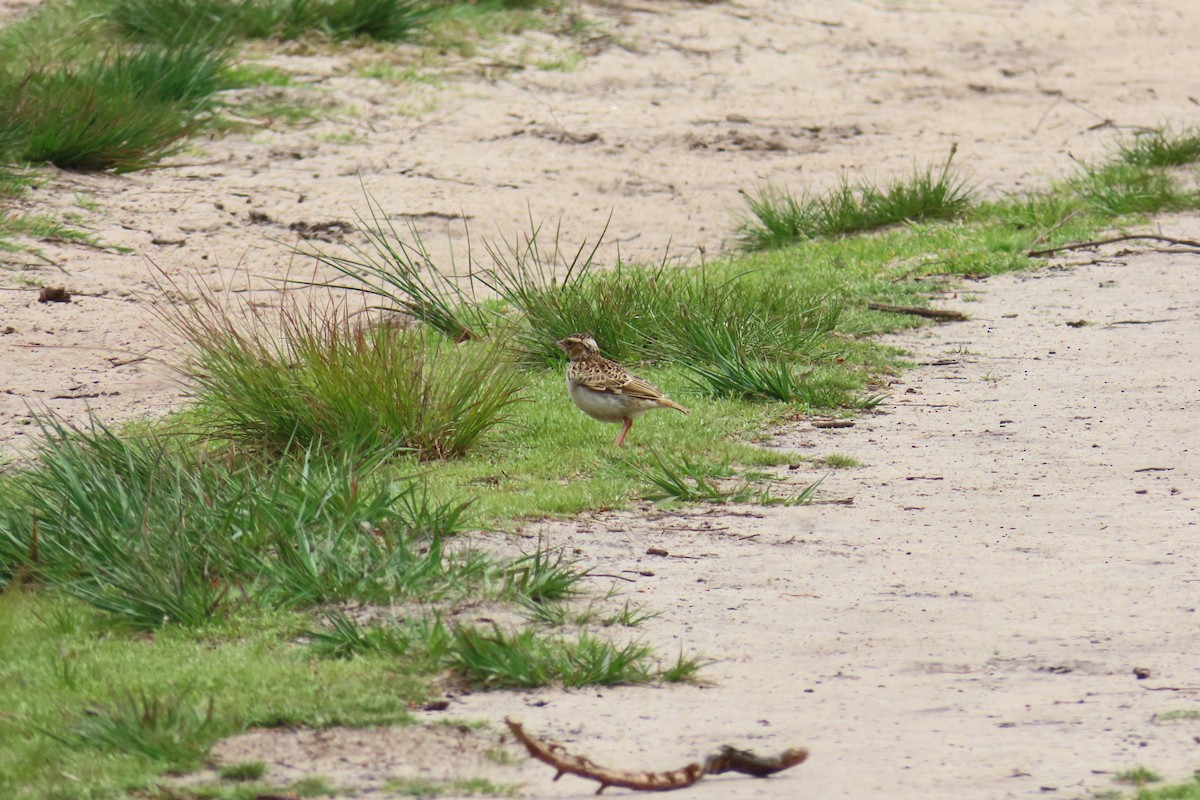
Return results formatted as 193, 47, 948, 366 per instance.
555, 333, 601, 360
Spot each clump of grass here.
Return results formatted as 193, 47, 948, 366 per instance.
385, 776, 519, 797
628, 451, 823, 506
602, 600, 660, 628
627, 452, 733, 503
0, 420, 232, 626
504, 545, 589, 604
675, 334, 846, 403
528, 597, 660, 629
158, 280, 523, 459
1114, 766, 1162, 786
979, 191, 1087, 234
1069, 161, 1197, 216
0, 166, 33, 199
1154, 710, 1200, 722
219, 761, 267, 781
1117, 125, 1200, 167
658, 274, 841, 369
304, 609, 451, 661
0, 212, 101, 253
0, 44, 232, 172
0, 416, 483, 627
472, 223, 657, 365
312, 200, 842, 378
302, 197, 494, 342
659, 648, 708, 683
471, 225, 843, 367
447, 624, 658, 689
737, 146, 973, 250
65, 686, 215, 771
106, 0, 432, 44
291, 775, 337, 796
304, 611, 682, 690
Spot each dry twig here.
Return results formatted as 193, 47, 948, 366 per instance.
504, 717, 807, 794
1027, 234, 1200, 258
867, 302, 967, 321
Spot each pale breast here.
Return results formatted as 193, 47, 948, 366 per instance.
567, 378, 658, 423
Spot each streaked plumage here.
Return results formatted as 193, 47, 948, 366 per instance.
556, 333, 689, 448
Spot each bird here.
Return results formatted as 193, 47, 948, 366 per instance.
555, 332, 689, 448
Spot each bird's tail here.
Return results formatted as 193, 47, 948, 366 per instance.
660, 398, 690, 415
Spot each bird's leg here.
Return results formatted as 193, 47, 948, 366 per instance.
614, 418, 633, 448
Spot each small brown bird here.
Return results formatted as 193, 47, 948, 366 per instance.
556, 332, 689, 448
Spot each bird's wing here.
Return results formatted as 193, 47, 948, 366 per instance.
575, 364, 665, 400
611, 373, 668, 401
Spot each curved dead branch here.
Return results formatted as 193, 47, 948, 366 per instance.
504, 717, 808, 794
1027, 233, 1200, 258
867, 302, 968, 321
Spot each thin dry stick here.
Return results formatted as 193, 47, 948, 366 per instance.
505, 717, 808, 794
1028, 234, 1200, 258
866, 302, 967, 321
1027, 208, 1083, 249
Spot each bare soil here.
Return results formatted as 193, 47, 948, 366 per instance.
3, 1, 1199, 797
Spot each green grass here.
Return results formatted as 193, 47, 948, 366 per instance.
0, 591, 420, 799
0, 409, 693, 796
156, 281, 525, 459
1116, 766, 1164, 787
0, 211, 102, 254
304, 609, 449, 661
290, 775, 337, 796
447, 624, 668, 688
0, 423, 684, 796
1121, 774, 1200, 800
0, 41, 235, 172
0, 416, 536, 626
106, 0, 432, 45
219, 761, 267, 781
626, 450, 822, 506
302, 610, 695, 689
1069, 162, 1198, 216
384, 777, 518, 797
1155, 710, 1200, 722
737, 146, 973, 250
1117, 125, 1200, 167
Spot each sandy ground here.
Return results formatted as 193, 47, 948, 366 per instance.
3, 0, 1200, 797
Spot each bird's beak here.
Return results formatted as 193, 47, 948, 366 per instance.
554, 338, 568, 351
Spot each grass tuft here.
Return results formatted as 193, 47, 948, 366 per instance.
737, 146, 972, 250
658, 648, 709, 683
447, 624, 656, 689
1070, 161, 1197, 216
0, 416, 486, 626
106, 0, 433, 44
63, 687, 215, 770
157, 279, 524, 459
504, 545, 589, 603
1116, 126, 1200, 168
301, 196, 493, 342
304, 609, 443, 660
0, 44, 232, 172
628, 451, 823, 506
219, 761, 267, 781
1114, 766, 1162, 787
